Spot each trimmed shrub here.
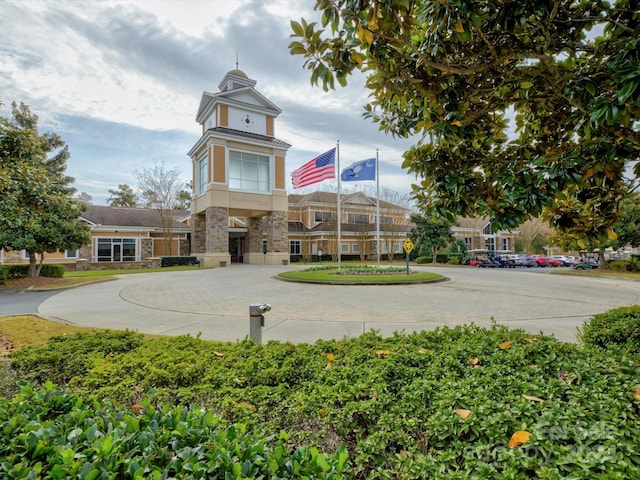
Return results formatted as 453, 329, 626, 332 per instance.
415, 256, 433, 264
160, 256, 199, 267
448, 255, 461, 265
9, 331, 144, 386
579, 305, 640, 349
435, 253, 449, 263
606, 260, 628, 271
6, 265, 29, 279
40, 264, 65, 278
0, 266, 8, 285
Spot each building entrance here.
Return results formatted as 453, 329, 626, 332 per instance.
230, 236, 245, 263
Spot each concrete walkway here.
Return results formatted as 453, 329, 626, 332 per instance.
37, 265, 640, 344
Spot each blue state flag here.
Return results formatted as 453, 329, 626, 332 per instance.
341, 158, 376, 181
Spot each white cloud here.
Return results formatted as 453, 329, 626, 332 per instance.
0, 0, 418, 203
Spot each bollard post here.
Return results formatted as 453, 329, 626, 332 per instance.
249, 303, 271, 344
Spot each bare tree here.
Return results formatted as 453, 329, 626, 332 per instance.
361, 185, 412, 262
517, 217, 551, 254
135, 161, 184, 256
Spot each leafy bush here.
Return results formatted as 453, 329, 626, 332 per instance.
6, 324, 640, 478
435, 253, 449, 263
579, 305, 640, 350
40, 264, 65, 278
415, 256, 432, 264
448, 254, 461, 265
0, 383, 350, 479
6, 265, 29, 279
607, 260, 629, 271
10, 331, 144, 386
160, 256, 199, 267
0, 266, 8, 285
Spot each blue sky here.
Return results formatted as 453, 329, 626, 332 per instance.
0, 0, 417, 205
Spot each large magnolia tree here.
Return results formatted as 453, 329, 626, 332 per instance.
290, 0, 639, 244
0, 102, 90, 278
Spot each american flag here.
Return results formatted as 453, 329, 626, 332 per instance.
291, 148, 336, 188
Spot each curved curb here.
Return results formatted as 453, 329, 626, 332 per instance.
25, 277, 118, 292
274, 273, 450, 286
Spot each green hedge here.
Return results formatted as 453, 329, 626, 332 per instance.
579, 305, 640, 350
0, 266, 8, 285
415, 256, 432, 264
6, 265, 29, 279
40, 264, 65, 278
2, 264, 64, 279
160, 256, 199, 267
6, 323, 640, 478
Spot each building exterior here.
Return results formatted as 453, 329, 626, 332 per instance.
288, 191, 412, 261
187, 69, 291, 267
452, 216, 517, 253
0, 206, 191, 268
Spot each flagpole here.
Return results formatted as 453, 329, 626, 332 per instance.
376, 149, 380, 268
337, 140, 341, 271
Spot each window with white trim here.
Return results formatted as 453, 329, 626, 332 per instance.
65, 249, 78, 258
289, 240, 301, 255
341, 244, 349, 253
347, 213, 369, 224
229, 150, 270, 192
196, 154, 208, 195
352, 244, 360, 253
97, 238, 137, 262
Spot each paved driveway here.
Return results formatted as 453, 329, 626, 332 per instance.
36, 265, 640, 343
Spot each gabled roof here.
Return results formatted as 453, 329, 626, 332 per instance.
288, 191, 409, 212
196, 70, 281, 124
81, 206, 190, 230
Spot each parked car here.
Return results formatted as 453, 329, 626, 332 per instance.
533, 255, 549, 267
497, 255, 516, 268
550, 255, 574, 267
546, 257, 562, 267
514, 254, 537, 267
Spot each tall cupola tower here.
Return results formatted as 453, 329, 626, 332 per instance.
187, 70, 291, 267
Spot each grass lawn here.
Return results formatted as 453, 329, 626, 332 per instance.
279, 266, 442, 284
0, 315, 104, 354
65, 265, 201, 277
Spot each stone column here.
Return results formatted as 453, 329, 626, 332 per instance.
141, 238, 153, 258
264, 210, 289, 265
200, 206, 230, 267
205, 206, 229, 253
244, 216, 265, 264
191, 213, 206, 254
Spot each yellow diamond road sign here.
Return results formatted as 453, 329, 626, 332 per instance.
403, 238, 414, 254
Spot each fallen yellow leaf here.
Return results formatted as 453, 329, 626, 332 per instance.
451, 120, 462, 127
469, 357, 480, 365
455, 18, 464, 33
508, 430, 531, 448
500, 341, 512, 349
522, 394, 545, 403
418, 348, 428, 354
239, 401, 256, 412
326, 353, 335, 362
455, 408, 471, 419
524, 336, 539, 343
375, 350, 390, 358
213, 351, 224, 357
633, 387, 640, 399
